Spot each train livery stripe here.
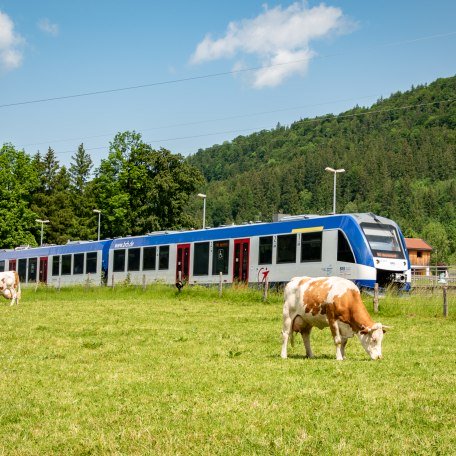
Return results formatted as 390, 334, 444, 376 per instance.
291, 226, 324, 234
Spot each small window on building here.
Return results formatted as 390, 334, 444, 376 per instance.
277, 234, 297, 264
337, 231, 355, 263
159, 245, 169, 270
212, 240, 230, 274
73, 253, 84, 275
28, 258, 37, 281
194, 242, 210, 275
61, 255, 72, 275
52, 256, 60, 276
113, 249, 126, 272
18, 258, 27, 282
417, 251, 423, 258
259, 236, 273, 265
128, 248, 141, 271
143, 246, 156, 270
86, 252, 98, 274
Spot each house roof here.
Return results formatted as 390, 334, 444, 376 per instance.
405, 238, 433, 251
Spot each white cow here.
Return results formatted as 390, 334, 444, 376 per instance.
281, 276, 389, 361
0, 271, 21, 305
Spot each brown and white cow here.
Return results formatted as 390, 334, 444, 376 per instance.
0, 271, 21, 305
281, 276, 388, 361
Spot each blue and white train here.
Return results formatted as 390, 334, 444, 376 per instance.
0, 213, 411, 291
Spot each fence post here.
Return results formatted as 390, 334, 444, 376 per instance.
219, 272, 223, 297
443, 285, 448, 317
373, 283, 379, 313
112, 274, 114, 289
142, 274, 146, 291
262, 275, 269, 302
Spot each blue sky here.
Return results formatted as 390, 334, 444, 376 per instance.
1, 0, 455, 170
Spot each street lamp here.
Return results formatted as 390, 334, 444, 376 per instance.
35, 219, 50, 246
93, 209, 101, 241
197, 193, 206, 229
325, 167, 345, 214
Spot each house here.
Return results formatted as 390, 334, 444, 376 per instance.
405, 238, 433, 276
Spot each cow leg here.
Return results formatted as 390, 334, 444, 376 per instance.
340, 337, 348, 360
328, 319, 344, 361
300, 327, 314, 358
281, 316, 292, 359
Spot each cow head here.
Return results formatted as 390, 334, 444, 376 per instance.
357, 323, 388, 360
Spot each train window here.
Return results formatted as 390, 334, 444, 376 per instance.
113, 250, 126, 272
258, 236, 273, 264
212, 240, 229, 275
18, 259, 27, 282
193, 242, 209, 275
86, 252, 98, 274
159, 246, 169, 270
28, 258, 37, 282
361, 223, 404, 259
52, 256, 60, 276
143, 247, 156, 270
337, 231, 355, 263
73, 253, 84, 275
0, 260, 4, 272
277, 234, 297, 264
128, 248, 141, 271
61, 255, 72, 275
301, 232, 322, 262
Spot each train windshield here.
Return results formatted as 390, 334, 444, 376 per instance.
361, 223, 404, 259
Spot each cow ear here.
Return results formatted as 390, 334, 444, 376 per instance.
381, 325, 392, 333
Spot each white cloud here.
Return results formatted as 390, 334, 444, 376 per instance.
191, 2, 355, 88
38, 18, 59, 36
0, 11, 24, 71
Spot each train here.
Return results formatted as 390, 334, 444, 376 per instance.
0, 213, 411, 291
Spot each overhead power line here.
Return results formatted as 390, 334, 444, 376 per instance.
50, 97, 456, 156
1, 31, 456, 109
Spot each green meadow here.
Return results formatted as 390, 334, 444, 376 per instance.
0, 286, 455, 455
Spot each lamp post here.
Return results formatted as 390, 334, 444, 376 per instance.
93, 209, 101, 241
197, 193, 206, 229
325, 167, 345, 214
35, 219, 50, 246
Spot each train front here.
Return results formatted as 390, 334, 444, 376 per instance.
359, 216, 411, 290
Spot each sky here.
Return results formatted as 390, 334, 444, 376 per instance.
1, 0, 455, 170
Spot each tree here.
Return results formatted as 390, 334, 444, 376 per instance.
422, 221, 449, 265
31, 149, 75, 244
92, 131, 205, 237
0, 144, 39, 248
68, 144, 96, 240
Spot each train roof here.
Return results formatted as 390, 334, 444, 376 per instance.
0, 239, 111, 259
108, 213, 401, 249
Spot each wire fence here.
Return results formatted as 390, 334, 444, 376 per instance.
411, 264, 456, 290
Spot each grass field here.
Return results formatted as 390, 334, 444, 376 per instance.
0, 285, 455, 455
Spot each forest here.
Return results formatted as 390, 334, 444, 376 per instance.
1, 75, 455, 264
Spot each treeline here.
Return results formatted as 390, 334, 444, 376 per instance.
1, 132, 204, 249
186, 76, 456, 264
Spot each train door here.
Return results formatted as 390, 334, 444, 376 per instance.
9, 260, 17, 271
176, 244, 190, 282
233, 238, 250, 283
39, 257, 48, 283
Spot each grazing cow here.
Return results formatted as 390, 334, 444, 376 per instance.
0, 271, 21, 305
281, 276, 388, 361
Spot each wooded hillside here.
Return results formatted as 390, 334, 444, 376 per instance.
186, 76, 456, 264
